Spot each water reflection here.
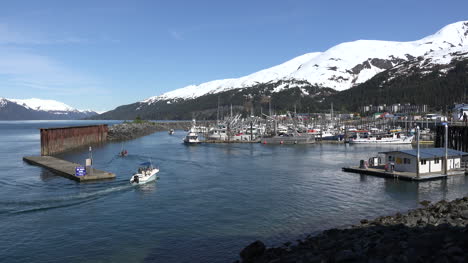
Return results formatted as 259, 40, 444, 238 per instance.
39, 169, 60, 182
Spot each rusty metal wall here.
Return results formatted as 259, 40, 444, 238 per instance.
40, 125, 108, 156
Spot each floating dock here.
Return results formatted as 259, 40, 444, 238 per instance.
342, 166, 466, 181
23, 156, 115, 182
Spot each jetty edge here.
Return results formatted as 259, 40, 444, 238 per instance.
237, 196, 468, 263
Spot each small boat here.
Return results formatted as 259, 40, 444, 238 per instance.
168, 129, 175, 135
119, 143, 128, 157
183, 128, 200, 144
130, 162, 159, 184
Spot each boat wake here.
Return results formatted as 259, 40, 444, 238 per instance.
0, 184, 133, 215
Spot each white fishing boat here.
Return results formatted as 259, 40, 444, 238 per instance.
207, 125, 228, 141
183, 128, 200, 144
168, 129, 175, 135
349, 132, 414, 144
130, 162, 159, 184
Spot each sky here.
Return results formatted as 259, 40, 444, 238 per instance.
0, 0, 467, 112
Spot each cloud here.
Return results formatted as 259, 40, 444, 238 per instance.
0, 23, 89, 45
0, 47, 108, 96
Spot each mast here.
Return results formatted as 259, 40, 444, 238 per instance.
416, 126, 420, 178
217, 96, 220, 125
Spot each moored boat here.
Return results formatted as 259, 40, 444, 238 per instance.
349, 132, 414, 144
183, 128, 200, 144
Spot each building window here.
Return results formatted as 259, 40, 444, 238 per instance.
388, 155, 393, 161
434, 158, 440, 164
404, 158, 411, 164
420, 160, 426, 165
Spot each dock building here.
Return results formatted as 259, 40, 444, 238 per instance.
380, 148, 468, 175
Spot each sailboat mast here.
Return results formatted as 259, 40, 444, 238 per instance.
217, 96, 220, 125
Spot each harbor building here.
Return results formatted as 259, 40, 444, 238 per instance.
380, 148, 468, 174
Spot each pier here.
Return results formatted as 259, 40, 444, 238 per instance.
23, 156, 115, 182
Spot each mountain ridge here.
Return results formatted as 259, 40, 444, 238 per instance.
142, 20, 468, 104
0, 98, 98, 120
93, 21, 468, 120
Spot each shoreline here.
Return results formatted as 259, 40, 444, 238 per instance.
106, 121, 211, 141
238, 196, 468, 262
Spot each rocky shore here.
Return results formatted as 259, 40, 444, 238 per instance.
107, 121, 207, 141
239, 197, 468, 263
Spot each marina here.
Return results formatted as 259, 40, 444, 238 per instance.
3, 120, 468, 263
2, 5, 468, 261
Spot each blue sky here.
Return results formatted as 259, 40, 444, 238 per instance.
0, 0, 467, 112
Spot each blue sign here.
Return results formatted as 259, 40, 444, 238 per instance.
75, 166, 86, 176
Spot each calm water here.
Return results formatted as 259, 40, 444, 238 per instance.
0, 121, 467, 263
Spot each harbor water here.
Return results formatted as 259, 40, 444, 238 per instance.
0, 121, 467, 263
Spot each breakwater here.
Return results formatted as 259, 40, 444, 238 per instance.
107, 121, 212, 141
239, 197, 468, 263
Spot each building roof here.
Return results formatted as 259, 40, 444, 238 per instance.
380, 148, 468, 159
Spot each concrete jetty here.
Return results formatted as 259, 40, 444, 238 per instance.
23, 156, 115, 182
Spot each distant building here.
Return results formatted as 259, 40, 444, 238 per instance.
380, 148, 468, 174
361, 103, 428, 114
452, 104, 468, 121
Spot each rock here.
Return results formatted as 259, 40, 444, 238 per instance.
420, 200, 431, 207
238, 196, 468, 263
240, 240, 266, 262
334, 249, 357, 262
459, 210, 468, 220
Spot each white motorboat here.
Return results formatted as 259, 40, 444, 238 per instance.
349, 132, 414, 144
183, 128, 200, 144
168, 129, 175, 135
130, 162, 159, 184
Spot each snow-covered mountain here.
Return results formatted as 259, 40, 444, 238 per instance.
143, 21, 468, 104
0, 98, 98, 120
9, 98, 75, 112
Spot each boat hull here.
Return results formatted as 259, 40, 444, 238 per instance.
130, 169, 159, 185
261, 135, 315, 144
349, 138, 413, 144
